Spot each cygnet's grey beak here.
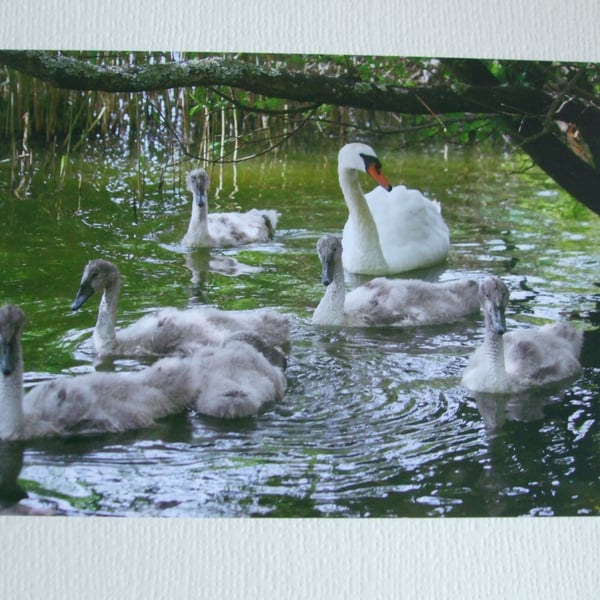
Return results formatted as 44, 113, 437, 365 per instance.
491, 306, 507, 335
321, 257, 335, 287
1, 341, 15, 376
193, 189, 208, 208
71, 280, 95, 311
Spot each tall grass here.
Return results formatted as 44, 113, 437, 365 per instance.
0, 52, 458, 150
0, 52, 499, 198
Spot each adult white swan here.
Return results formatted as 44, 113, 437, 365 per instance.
182, 168, 279, 248
71, 259, 290, 357
312, 235, 478, 326
338, 142, 450, 275
461, 277, 583, 394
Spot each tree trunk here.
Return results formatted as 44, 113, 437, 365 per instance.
442, 59, 600, 216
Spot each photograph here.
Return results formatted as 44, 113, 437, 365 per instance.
1, 50, 599, 518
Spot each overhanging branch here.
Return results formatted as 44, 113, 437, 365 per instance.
2, 51, 600, 215
0, 50, 591, 123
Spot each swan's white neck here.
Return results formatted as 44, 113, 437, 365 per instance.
339, 166, 388, 274
94, 279, 120, 354
0, 348, 24, 440
312, 257, 346, 326
183, 198, 210, 246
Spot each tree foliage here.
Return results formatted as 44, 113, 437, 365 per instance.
1, 51, 599, 215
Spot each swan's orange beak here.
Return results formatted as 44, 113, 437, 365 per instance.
366, 164, 392, 191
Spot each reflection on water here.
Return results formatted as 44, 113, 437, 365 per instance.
183, 248, 263, 300
184, 249, 263, 278
1, 140, 600, 517
471, 389, 562, 431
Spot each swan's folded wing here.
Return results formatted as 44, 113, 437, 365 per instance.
207, 209, 279, 246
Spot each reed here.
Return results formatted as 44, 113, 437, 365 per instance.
0, 51, 494, 197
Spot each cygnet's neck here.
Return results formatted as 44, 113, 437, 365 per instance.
312, 256, 346, 326
338, 167, 388, 273
94, 278, 120, 354
482, 314, 510, 393
0, 347, 24, 440
183, 198, 210, 246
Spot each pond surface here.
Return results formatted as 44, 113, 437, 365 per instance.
1, 139, 600, 517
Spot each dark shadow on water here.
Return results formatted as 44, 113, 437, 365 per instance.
191, 411, 262, 435
0, 441, 27, 508
581, 328, 600, 368
22, 410, 195, 458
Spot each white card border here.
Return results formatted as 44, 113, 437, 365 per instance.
1, 1, 599, 598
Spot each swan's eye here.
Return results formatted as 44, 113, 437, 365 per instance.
360, 153, 382, 174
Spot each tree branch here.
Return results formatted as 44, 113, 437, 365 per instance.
0, 50, 593, 124
2, 51, 600, 215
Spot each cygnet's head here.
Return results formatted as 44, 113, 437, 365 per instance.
479, 277, 509, 335
316, 235, 343, 287
186, 169, 210, 207
0, 305, 26, 376
71, 259, 120, 311
337, 143, 392, 191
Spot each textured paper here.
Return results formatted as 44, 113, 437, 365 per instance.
0, 0, 599, 598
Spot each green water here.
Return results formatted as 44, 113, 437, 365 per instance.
1, 139, 600, 517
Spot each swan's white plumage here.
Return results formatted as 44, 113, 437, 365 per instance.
0, 306, 288, 439
71, 259, 291, 357
182, 168, 279, 248
461, 277, 583, 394
338, 143, 450, 275
312, 235, 479, 327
